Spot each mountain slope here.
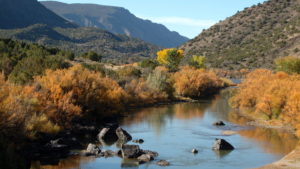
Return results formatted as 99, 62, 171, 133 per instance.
0, 24, 162, 64
180, 0, 300, 70
0, 0, 78, 29
40, 1, 189, 48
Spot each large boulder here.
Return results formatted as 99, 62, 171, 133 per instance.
212, 121, 225, 126
121, 144, 142, 158
212, 139, 234, 150
116, 127, 132, 140
156, 160, 170, 166
86, 143, 101, 155
97, 123, 119, 140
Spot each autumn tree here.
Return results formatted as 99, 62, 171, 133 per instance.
157, 48, 183, 72
189, 55, 206, 69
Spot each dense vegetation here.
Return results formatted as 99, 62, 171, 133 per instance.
180, 0, 300, 70
0, 24, 163, 65
230, 57, 300, 137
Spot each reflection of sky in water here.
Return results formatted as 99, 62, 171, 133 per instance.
31, 88, 299, 169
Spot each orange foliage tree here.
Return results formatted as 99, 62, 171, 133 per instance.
172, 66, 222, 98
229, 69, 300, 137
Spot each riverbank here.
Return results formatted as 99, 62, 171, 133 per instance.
232, 109, 300, 169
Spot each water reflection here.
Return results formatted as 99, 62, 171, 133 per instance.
213, 150, 233, 158
31, 89, 299, 169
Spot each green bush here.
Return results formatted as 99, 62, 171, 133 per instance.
137, 59, 158, 69
275, 56, 300, 74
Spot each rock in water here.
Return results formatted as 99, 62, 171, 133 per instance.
97, 123, 119, 140
191, 149, 198, 153
121, 144, 142, 158
212, 139, 234, 150
140, 150, 158, 157
114, 149, 122, 156
137, 154, 154, 162
156, 160, 170, 166
132, 139, 144, 143
86, 143, 101, 155
116, 127, 132, 140
99, 149, 114, 157
212, 121, 225, 126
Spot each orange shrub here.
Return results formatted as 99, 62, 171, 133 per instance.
172, 66, 222, 98
230, 69, 300, 137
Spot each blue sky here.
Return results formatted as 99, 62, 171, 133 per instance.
39, 0, 266, 39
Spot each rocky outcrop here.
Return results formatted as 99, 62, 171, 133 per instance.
212, 139, 234, 150
156, 160, 170, 166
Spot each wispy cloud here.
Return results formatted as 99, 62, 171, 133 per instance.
136, 15, 216, 27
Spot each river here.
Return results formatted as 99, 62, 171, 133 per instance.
31, 80, 299, 169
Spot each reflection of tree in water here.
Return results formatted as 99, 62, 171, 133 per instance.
31, 155, 95, 169
238, 127, 299, 155
119, 102, 213, 135
208, 90, 234, 121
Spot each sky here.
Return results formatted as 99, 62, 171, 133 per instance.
39, 0, 266, 39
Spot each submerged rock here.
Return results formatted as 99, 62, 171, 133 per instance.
132, 139, 144, 143
221, 131, 238, 136
212, 138, 234, 150
156, 160, 170, 166
212, 121, 225, 126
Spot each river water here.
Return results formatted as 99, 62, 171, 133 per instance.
31, 80, 299, 169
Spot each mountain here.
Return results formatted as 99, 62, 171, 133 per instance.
0, 0, 78, 29
0, 24, 162, 64
180, 0, 300, 70
40, 1, 189, 48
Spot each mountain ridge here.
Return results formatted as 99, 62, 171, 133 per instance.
180, 0, 300, 70
0, 0, 78, 29
41, 1, 189, 48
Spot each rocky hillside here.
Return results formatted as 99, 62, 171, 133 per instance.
0, 24, 162, 64
180, 0, 300, 70
41, 1, 189, 48
0, 0, 78, 29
